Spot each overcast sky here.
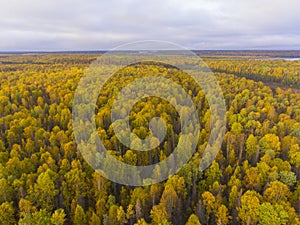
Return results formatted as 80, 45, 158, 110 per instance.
0, 0, 299, 51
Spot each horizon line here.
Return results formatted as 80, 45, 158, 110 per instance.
1, 49, 300, 54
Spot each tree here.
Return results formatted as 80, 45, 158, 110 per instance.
245, 134, 258, 159
135, 199, 143, 221
160, 186, 178, 220
185, 214, 201, 225
288, 144, 300, 178
29, 169, 58, 211
89, 211, 101, 225
259, 134, 281, 155
279, 171, 297, 187
134, 218, 149, 225
244, 167, 262, 191
74, 204, 87, 225
130, 188, 150, 220
165, 175, 187, 199
0, 178, 13, 204
216, 205, 230, 225
108, 204, 119, 225
51, 209, 66, 225
205, 161, 222, 187
18, 198, 37, 218
0, 202, 16, 225
228, 185, 240, 223
19, 209, 52, 225
95, 198, 106, 223
257, 203, 288, 225
202, 191, 216, 216
238, 190, 260, 225
126, 204, 135, 225
289, 144, 300, 166
62, 167, 88, 211
117, 206, 127, 225
32, 209, 52, 225
149, 184, 163, 207
150, 203, 170, 224
231, 122, 243, 135
263, 181, 290, 204
2, 53, 300, 225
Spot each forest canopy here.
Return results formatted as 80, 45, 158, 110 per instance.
0, 53, 299, 224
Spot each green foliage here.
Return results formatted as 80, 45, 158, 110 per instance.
257, 203, 288, 225
29, 169, 58, 211
279, 171, 297, 187
19, 209, 52, 225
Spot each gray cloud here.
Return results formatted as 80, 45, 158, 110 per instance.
0, 0, 299, 50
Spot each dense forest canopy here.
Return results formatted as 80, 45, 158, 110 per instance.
0, 53, 299, 224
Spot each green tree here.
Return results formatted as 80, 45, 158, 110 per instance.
205, 161, 222, 187
29, 169, 58, 211
19, 209, 52, 225
257, 203, 288, 225
279, 171, 297, 187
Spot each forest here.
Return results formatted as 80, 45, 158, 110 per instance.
0, 53, 300, 225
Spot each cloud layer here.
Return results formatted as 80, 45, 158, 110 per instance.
0, 0, 299, 50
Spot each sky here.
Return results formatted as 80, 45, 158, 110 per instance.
0, 0, 299, 51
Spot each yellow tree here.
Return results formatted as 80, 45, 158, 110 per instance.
185, 214, 201, 225
238, 190, 260, 225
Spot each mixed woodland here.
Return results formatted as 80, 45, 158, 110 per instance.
0, 53, 300, 224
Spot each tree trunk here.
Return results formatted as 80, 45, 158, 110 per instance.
246, 215, 251, 225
